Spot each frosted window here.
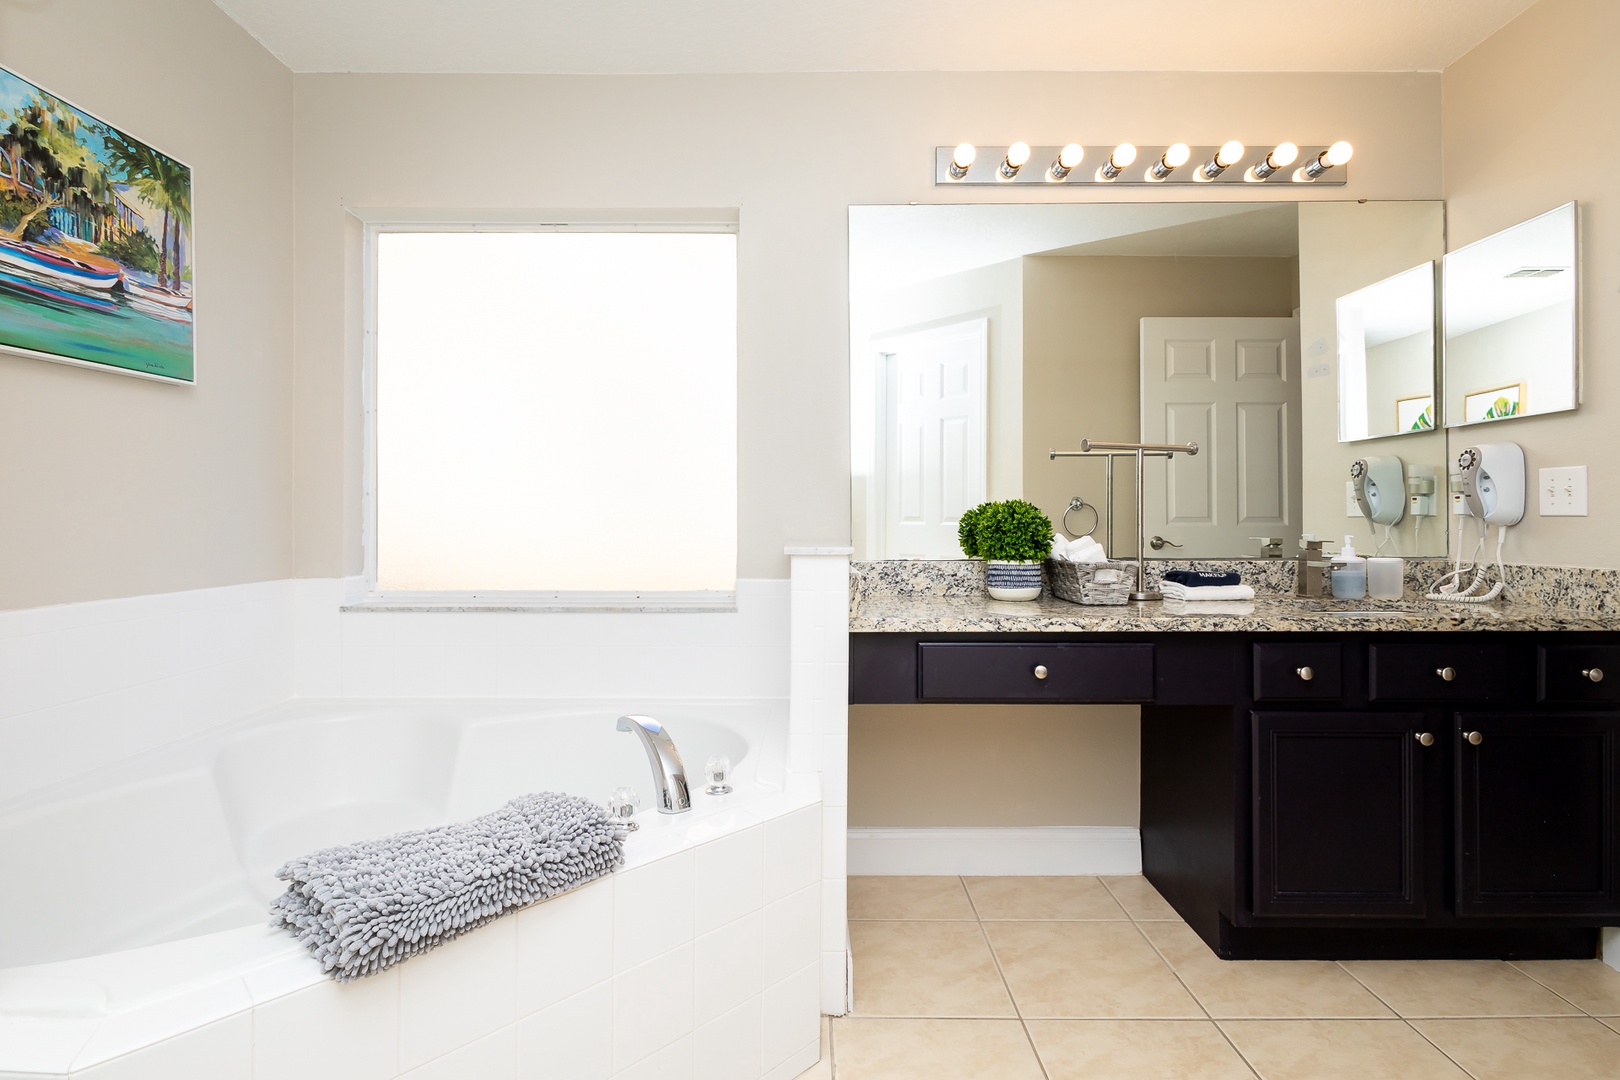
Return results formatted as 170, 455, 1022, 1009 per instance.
374, 231, 737, 592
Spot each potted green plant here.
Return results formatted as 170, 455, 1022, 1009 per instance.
958, 499, 1055, 601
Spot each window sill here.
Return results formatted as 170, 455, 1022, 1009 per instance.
341, 589, 739, 614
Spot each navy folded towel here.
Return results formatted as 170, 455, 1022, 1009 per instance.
1162, 569, 1242, 587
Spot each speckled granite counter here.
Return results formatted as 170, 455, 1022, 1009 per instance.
849, 559, 1620, 634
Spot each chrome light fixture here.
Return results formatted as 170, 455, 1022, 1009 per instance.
1048, 142, 1084, 181
1296, 140, 1354, 181
998, 141, 1032, 179
1197, 140, 1245, 181
948, 142, 976, 180
1246, 141, 1299, 181
1097, 143, 1137, 181
1146, 142, 1191, 181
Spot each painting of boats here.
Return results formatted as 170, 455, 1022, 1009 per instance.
0, 65, 193, 383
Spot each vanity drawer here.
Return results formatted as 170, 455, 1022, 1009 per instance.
918, 643, 1154, 702
1368, 643, 1513, 703
1539, 645, 1620, 705
1253, 644, 1342, 702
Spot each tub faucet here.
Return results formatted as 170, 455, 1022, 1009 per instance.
616, 715, 692, 814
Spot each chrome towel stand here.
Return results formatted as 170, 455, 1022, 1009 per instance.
1048, 439, 1200, 601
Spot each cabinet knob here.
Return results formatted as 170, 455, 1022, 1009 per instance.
1584, 667, 1605, 684
1464, 730, 1483, 746
1033, 664, 1049, 680
1415, 732, 1435, 747
1436, 666, 1457, 682
1296, 666, 1314, 682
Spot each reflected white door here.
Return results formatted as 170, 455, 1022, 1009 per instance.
1140, 316, 1301, 556
879, 319, 988, 559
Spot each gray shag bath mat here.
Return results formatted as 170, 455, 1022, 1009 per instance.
270, 791, 626, 980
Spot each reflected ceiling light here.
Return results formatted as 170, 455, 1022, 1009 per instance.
1048, 143, 1085, 181
1246, 142, 1299, 182
948, 143, 976, 180
1196, 140, 1246, 181
1096, 143, 1137, 181
1146, 142, 1190, 182
1295, 140, 1353, 181
999, 141, 1032, 179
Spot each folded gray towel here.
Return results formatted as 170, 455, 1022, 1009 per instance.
270, 791, 626, 980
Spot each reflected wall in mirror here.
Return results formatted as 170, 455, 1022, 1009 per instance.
1443, 202, 1578, 428
1336, 263, 1436, 440
850, 201, 1450, 562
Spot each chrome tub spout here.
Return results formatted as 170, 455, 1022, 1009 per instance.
616, 714, 692, 814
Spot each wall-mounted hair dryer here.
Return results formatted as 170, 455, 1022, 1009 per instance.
1457, 442, 1526, 526
1350, 456, 1406, 526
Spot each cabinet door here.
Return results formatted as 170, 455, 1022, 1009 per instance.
1252, 711, 1435, 918
1455, 712, 1620, 916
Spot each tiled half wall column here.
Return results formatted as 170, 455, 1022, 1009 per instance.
786, 549, 852, 1015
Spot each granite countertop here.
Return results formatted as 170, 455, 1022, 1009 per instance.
847, 559, 1620, 634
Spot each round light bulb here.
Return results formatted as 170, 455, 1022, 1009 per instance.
1110, 143, 1138, 168
1163, 143, 1191, 168
952, 143, 977, 169
1325, 140, 1354, 166
1058, 143, 1084, 169
1216, 140, 1245, 167
1006, 141, 1031, 168
1268, 141, 1299, 168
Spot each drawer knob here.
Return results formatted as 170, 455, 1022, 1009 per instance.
1436, 666, 1457, 682
1416, 732, 1435, 747
1296, 666, 1314, 682
1584, 667, 1605, 683
1464, 730, 1483, 746
1033, 664, 1049, 680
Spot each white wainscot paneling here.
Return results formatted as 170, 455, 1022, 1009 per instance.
848, 826, 1144, 876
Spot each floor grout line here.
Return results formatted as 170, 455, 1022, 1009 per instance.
1128, 910, 1263, 1079
1505, 958, 1609, 1019
962, 875, 1053, 1080
1332, 961, 1485, 1080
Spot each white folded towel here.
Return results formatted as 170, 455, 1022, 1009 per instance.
1160, 581, 1255, 602
1065, 537, 1107, 563
1162, 599, 1256, 616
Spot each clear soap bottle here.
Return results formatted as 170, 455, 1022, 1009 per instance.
1331, 535, 1367, 600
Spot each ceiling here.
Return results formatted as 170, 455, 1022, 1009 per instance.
211, 0, 1539, 75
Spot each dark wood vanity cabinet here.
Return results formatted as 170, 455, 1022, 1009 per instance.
850, 627, 1620, 960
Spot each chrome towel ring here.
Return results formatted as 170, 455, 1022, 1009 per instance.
1061, 497, 1099, 540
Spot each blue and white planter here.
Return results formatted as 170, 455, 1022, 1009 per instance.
985, 559, 1043, 601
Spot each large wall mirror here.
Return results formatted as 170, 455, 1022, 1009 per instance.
1443, 202, 1578, 427
850, 201, 1449, 562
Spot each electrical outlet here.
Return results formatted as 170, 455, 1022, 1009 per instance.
1346, 480, 1361, 517
1540, 465, 1589, 516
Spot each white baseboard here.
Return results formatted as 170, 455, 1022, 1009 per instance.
847, 826, 1142, 876
1603, 927, 1620, 972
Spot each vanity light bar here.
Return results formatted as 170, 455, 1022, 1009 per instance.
935, 143, 1350, 186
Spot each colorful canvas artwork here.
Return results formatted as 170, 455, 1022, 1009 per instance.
0, 65, 193, 383
1396, 394, 1434, 432
1463, 383, 1525, 424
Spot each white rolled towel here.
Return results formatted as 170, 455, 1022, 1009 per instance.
1049, 534, 1070, 560
1065, 537, 1107, 563
1160, 581, 1255, 602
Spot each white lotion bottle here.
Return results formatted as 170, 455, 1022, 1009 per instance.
1331, 535, 1368, 600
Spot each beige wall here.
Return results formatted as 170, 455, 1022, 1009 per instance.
1298, 202, 1448, 557
1023, 255, 1298, 552
850, 704, 1141, 827
0, 0, 295, 611
292, 71, 1444, 580
1443, 0, 1620, 569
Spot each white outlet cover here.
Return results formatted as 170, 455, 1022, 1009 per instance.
1539, 465, 1589, 516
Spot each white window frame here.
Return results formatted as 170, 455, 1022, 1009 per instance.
349, 209, 740, 612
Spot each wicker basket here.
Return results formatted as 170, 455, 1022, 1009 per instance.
1045, 559, 1140, 605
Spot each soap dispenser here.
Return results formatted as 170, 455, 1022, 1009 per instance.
1331, 536, 1367, 600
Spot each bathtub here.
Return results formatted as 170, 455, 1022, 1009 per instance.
0, 698, 823, 1080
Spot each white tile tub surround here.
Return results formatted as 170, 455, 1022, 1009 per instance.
0, 797, 823, 1080
785, 548, 852, 1016
0, 580, 295, 803
293, 578, 790, 700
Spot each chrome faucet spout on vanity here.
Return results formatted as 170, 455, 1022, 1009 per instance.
616, 714, 692, 814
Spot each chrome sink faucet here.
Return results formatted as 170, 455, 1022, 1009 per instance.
1296, 537, 1332, 598
616, 715, 692, 814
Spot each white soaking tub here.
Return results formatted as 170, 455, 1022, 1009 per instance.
0, 699, 824, 1080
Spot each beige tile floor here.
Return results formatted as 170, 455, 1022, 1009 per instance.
804, 875, 1620, 1079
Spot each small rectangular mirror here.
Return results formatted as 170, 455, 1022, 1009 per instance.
1443, 202, 1578, 427
1336, 262, 1436, 440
